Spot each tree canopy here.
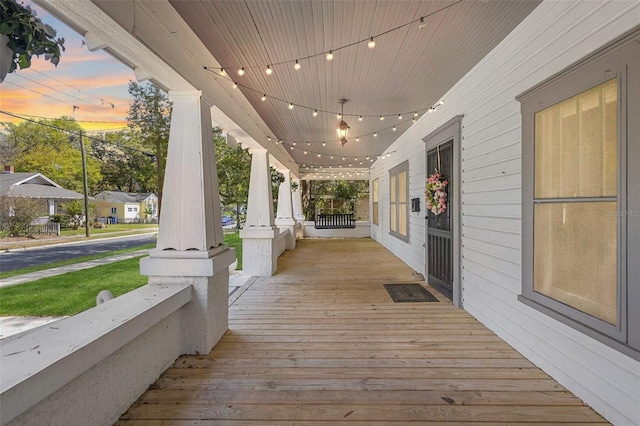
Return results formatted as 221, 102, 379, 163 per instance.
127, 81, 171, 214
2, 117, 102, 193
214, 130, 251, 226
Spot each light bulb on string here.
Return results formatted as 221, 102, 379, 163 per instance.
307, 142, 311, 146
414, 111, 419, 117
265, 65, 272, 75
294, 60, 301, 70
322, 142, 326, 146
238, 67, 245, 76
293, 141, 297, 146
379, 115, 384, 121
368, 37, 376, 49
304, 151, 308, 155
326, 51, 333, 61
398, 114, 402, 120
288, 103, 294, 110
419, 17, 426, 29
220, 68, 226, 75
392, 126, 396, 131
356, 137, 360, 142
374, 132, 378, 137
358, 116, 363, 121
261, 94, 266, 101
232, 82, 238, 88
337, 113, 342, 119
313, 110, 318, 117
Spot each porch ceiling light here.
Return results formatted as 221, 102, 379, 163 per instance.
337, 99, 350, 147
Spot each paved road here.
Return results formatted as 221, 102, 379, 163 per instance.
0, 234, 156, 272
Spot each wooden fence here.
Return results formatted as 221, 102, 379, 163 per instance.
27, 222, 61, 236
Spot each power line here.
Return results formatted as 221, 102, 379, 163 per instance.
4, 112, 127, 124
27, 68, 117, 108
13, 74, 108, 109
0, 110, 151, 157
3, 81, 79, 110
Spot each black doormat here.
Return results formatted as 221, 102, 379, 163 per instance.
384, 284, 439, 303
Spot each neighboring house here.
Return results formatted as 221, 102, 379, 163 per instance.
94, 191, 158, 223
0, 167, 85, 216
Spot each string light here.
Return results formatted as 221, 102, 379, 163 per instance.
337, 113, 342, 119
398, 114, 402, 120
232, 82, 237, 88
356, 137, 360, 142
238, 67, 245, 76
313, 110, 318, 117
374, 132, 378, 137
392, 126, 396, 131
265, 65, 272, 75
414, 112, 419, 117
419, 17, 426, 29
261, 94, 266, 101
220, 68, 226, 75
368, 37, 376, 49
294, 60, 301, 70
379, 115, 384, 121
358, 116, 363, 121
288, 103, 294, 110
326, 50, 333, 61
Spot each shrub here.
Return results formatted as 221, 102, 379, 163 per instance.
0, 196, 43, 236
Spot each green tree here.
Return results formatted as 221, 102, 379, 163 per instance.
0, 196, 43, 236
2, 117, 102, 193
127, 82, 171, 216
214, 130, 251, 228
91, 130, 157, 193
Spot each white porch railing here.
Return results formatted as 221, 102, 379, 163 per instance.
0, 284, 191, 426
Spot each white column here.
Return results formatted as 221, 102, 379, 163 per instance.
275, 170, 296, 250
140, 90, 234, 355
292, 179, 305, 239
293, 179, 305, 221
240, 149, 279, 276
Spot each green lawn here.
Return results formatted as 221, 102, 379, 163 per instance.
60, 223, 158, 237
0, 232, 242, 317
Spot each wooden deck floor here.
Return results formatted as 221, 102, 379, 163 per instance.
117, 238, 607, 425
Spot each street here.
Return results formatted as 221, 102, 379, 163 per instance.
0, 234, 156, 272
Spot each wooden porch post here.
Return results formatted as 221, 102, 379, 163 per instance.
240, 148, 279, 276
275, 169, 296, 249
140, 90, 235, 355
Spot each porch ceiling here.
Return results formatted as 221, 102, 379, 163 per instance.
168, 0, 540, 171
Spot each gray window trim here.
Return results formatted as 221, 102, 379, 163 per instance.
371, 178, 379, 226
389, 160, 410, 243
517, 27, 640, 361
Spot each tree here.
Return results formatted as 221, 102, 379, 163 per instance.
127, 82, 171, 216
302, 180, 368, 219
0, 196, 43, 236
91, 130, 157, 193
2, 117, 102, 193
214, 130, 251, 228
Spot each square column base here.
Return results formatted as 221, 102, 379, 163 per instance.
140, 247, 235, 355
275, 218, 296, 250
240, 227, 278, 276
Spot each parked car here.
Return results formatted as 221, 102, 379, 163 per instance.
222, 215, 235, 226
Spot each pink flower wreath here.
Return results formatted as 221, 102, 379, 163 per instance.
425, 172, 448, 215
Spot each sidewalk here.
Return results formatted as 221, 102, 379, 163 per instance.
0, 249, 252, 338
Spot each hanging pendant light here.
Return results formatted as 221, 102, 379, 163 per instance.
336, 99, 350, 147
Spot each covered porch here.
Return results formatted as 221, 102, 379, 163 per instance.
117, 239, 604, 425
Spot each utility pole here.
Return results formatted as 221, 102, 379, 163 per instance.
79, 130, 90, 238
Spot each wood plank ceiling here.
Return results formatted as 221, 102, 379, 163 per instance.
170, 0, 540, 170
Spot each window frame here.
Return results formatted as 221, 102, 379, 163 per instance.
110, 207, 117, 215
389, 161, 410, 242
372, 178, 379, 225
517, 28, 639, 360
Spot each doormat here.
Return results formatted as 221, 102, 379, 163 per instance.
383, 284, 439, 303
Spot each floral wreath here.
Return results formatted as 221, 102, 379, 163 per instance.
425, 171, 448, 215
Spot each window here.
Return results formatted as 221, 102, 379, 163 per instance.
110, 207, 117, 215
133, 207, 138, 212
372, 178, 379, 225
518, 30, 639, 359
389, 161, 409, 241
128, 207, 133, 212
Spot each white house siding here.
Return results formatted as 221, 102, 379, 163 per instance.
370, 2, 640, 425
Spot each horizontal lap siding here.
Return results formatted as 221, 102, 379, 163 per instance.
370, 1, 640, 425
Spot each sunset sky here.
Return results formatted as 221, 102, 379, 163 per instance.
0, 0, 137, 131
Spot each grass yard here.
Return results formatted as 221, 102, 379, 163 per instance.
0, 257, 148, 316
0, 232, 242, 317
60, 223, 158, 237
